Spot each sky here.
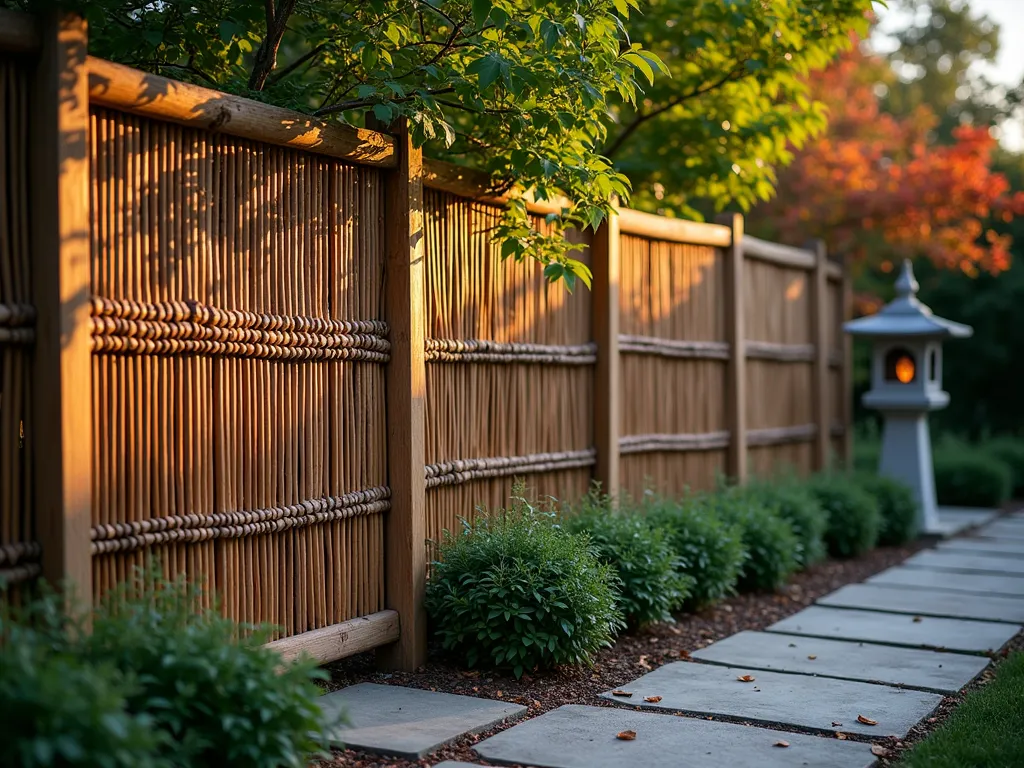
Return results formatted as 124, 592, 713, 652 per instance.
873, 0, 1024, 149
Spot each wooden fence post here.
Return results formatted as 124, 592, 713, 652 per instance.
378, 118, 428, 671
718, 213, 747, 484
840, 254, 854, 470
810, 240, 831, 472
29, 11, 93, 605
591, 208, 621, 499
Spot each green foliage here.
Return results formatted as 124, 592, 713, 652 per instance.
933, 443, 1012, 508
425, 486, 623, 678
742, 479, 828, 567
0, 575, 330, 768
644, 494, 746, 609
806, 474, 881, 558
561, 489, 693, 626
615, 0, 872, 218
900, 651, 1024, 768
715, 490, 800, 593
0, 601, 165, 767
985, 437, 1024, 498
31, 0, 666, 287
856, 472, 919, 546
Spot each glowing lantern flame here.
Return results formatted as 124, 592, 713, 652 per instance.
895, 355, 915, 384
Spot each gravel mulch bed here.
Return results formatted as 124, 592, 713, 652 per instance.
319, 538, 941, 768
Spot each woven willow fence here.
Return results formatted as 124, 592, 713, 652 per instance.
0, 10, 851, 669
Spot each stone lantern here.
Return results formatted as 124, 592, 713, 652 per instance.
843, 260, 972, 534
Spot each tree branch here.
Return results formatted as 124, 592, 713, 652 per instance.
314, 86, 457, 116
269, 43, 327, 85
248, 0, 298, 91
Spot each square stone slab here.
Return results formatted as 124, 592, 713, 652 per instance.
691, 630, 988, 693
474, 704, 873, 768
818, 583, 1024, 624
868, 565, 1024, 598
977, 518, 1024, 537
766, 605, 1020, 655
319, 683, 526, 759
933, 507, 999, 536
903, 550, 1024, 576
598, 661, 941, 738
938, 538, 1024, 557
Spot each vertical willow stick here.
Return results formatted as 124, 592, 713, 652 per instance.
375, 117, 427, 670
30, 11, 92, 602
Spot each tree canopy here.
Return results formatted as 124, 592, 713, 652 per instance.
11, 0, 875, 285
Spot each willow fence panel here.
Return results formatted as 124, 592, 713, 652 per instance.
0, 9, 853, 670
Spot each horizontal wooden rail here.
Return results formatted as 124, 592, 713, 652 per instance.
620, 431, 731, 454
831, 422, 846, 438
619, 334, 730, 360
86, 57, 396, 167
265, 610, 400, 664
743, 236, 816, 270
91, 488, 391, 554
0, 563, 42, 586
0, 540, 41, 566
826, 261, 842, 280
425, 449, 596, 489
829, 350, 843, 369
425, 339, 596, 365
619, 208, 732, 247
747, 423, 817, 447
745, 341, 816, 363
0, 8, 39, 54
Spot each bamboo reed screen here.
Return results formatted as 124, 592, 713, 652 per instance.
422, 188, 594, 547
88, 108, 388, 638
744, 259, 815, 476
618, 234, 728, 497
0, 56, 36, 601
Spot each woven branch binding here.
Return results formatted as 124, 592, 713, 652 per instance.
620, 431, 731, 454
745, 341, 816, 363
425, 449, 597, 488
91, 487, 391, 554
0, 303, 36, 327
91, 297, 390, 362
425, 338, 597, 365
0, 563, 41, 585
747, 423, 818, 447
618, 334, 730, 360
0, 540, 41, 566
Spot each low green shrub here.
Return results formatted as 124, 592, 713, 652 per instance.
806, 474, 881, 558
0, 575, 330, 768
715, 490, 801, 592
644, 494, 746, 609
857, 472, 919, 546
985, 438, 1024, 498
742, 479, 828, 567
933, 445, 1012, 508
425, 487, 623, 678
562, 490, 694, 626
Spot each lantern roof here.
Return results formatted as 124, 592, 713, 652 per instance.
843, 260, 973, 339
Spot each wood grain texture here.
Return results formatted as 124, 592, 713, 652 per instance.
266, 609, 400, 664
30, 12, 93, 602
87, 57, 395, 167
719, 213, 746, 483
591, 212, 620, 498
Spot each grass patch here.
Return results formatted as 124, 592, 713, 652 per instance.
901, 651, 1024, 768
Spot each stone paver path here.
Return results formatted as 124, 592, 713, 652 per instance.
318, 682, 524, 759
690, 630, 988, 693
868, 565, 1024, 598
817, 583, 1024, 623
598, 661, 942, 737
474, 705, 875, 768
902, 549, 1024, 576
937, 538, 1024, 557
766, 604, 1020, 654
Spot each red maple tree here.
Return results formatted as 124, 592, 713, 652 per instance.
750, 42, 1024, 281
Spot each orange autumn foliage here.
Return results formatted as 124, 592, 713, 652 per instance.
752, 43, 1024, 277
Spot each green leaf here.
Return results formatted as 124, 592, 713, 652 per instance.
472, 0, 492, 27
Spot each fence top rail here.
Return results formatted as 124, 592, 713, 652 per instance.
86, 56, 397, 168
743, 235, 816, 270
618, 208, 732, 248
423, 158, 570, 216
0, 8, 40, 54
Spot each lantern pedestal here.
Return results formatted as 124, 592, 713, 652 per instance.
878, 412, 940, 534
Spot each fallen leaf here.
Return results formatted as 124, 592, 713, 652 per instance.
737, 675, 756, 682
638, 655, 652, 671
836, 732, 848, 740
532, 700, 541, 708
807, 655, 817, 660
773, 740, 790, 748
611, 690, 633, 698
912, 616, 923, 623
858, 715, 878, 726
831, 721, 842, 727
679, 649, 692, 660
788, 643, 797, 648
871, 745, 891, 758
643, 696, 663, 703
616, 730, 637, 741
496, 690, 503, 698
